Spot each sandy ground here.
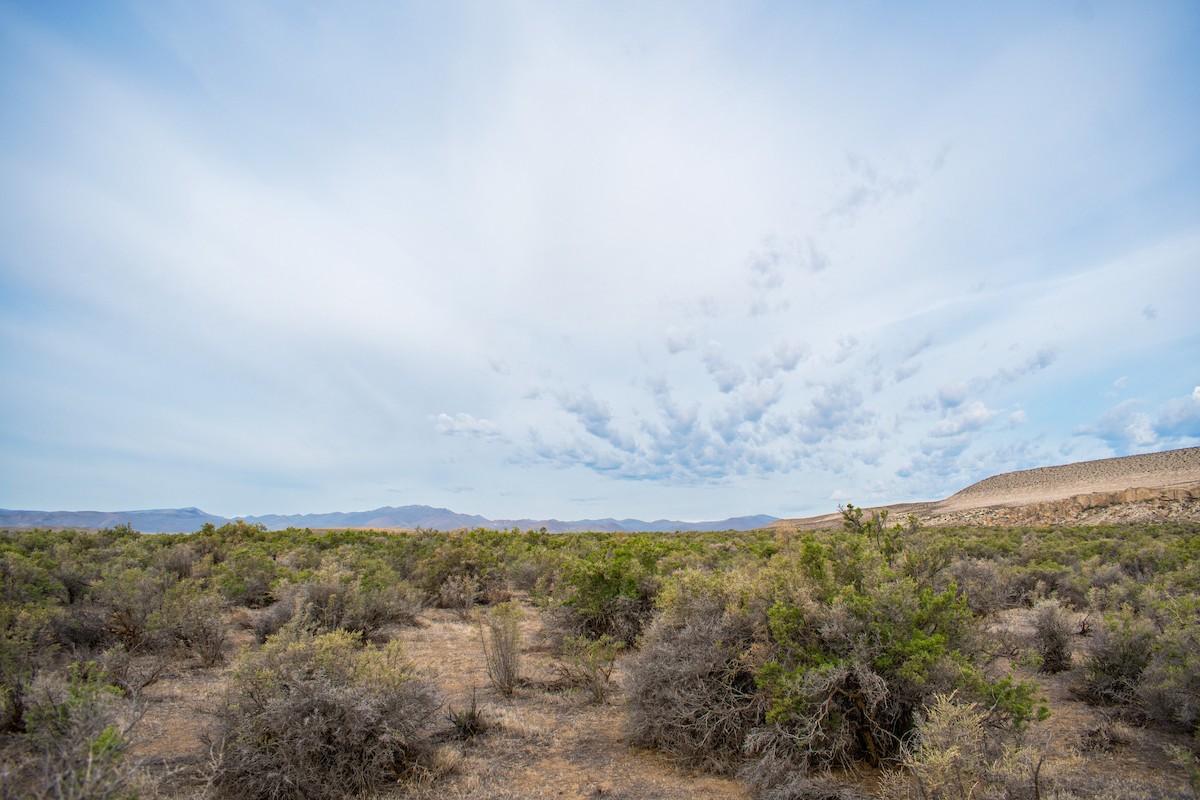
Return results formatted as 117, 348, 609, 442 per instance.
394, 606, 751, 800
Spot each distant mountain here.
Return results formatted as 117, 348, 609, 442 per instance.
0, 506, 226, 533
0, 504, 778, 534
241, 506, 493, 531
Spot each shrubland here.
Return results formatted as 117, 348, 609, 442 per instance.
0, 515, 1196, 798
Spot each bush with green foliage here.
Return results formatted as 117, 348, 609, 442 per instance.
625, 512, 1046, 782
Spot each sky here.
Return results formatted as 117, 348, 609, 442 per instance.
1, 1, 1198, 522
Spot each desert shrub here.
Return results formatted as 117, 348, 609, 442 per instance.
1079, 609, 1155, 706
881, 693, 1056, 800
558, 537, 664, 644
1, 664, 143, 800
478, 600, 523, 696
92, 566, 168, 651
410, 533, 507, 604
439, 573, 481, 621
627, 540, 1043, 779
154, 541, 199, 580
1, 605, 55, 735
625, 571, 764, 773
947, 557, 1018, 615
207, 619, 440, 800
553, 634, 623, 704
215, 545, 278, 608
1137, 598, 1200, 733
261, 566, 422, 643
1032, 598, 1073, 673
756, 571, 1020, 770
154, 578, 228, 665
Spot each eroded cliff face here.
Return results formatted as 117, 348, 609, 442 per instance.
921, 485, 1200, 527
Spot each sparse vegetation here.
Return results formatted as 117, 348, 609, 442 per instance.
0, 516, 1197, 798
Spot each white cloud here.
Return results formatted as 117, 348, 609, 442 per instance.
1, 2, 1198, 520
930, 401, 997, 437
433, 413, 502, 439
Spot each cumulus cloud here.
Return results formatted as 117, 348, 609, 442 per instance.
1078, 386, 1200, 452
937, 381, 969, 409
755, 339, 810, 378
793, 379, 875, 444
1077, 400, 1157, 450
930, 400, 997, 437
701, 342, 747, 393
1155, 386, 1200, 438
664, 326, 696, 354
433, 412, 502, 439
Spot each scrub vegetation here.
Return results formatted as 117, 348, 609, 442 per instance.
1, 516, 1198, 798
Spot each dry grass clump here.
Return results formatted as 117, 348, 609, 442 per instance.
205, 617, 440, 800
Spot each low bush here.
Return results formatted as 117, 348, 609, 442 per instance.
553, 634, 623, 704
207, 618, 440, 800
255, 566, 423, 643
1032, 598, 1073, 673
624, 572, 763, 774
1078, 610, 1155, 706
478, 600, 523, 696
1, 664, 143, 800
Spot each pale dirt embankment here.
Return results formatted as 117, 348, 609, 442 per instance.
773, 446, 1200, 530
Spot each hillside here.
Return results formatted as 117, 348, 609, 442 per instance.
773, 446, 1200, 530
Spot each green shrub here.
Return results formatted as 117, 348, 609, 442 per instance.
155, 578, 228, 665
559, 537, 664, 644
1079, 609, 1155, 706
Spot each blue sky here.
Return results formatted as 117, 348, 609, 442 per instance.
1, 1, 1198, 521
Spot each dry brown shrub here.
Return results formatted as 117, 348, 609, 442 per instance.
624, 603, 763, 774
206, 620, 440, 800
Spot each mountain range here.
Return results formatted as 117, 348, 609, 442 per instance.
0, 504, 778, 534
6, 446, 1198, 535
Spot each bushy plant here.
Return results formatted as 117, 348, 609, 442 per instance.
1032, 598, 1073, 673
207, 618, 440, 800
625, 540, 1043, 779
256, 565, 422, 643
2, 663, 143, 800
1079, 609, 1155, 706
1137, 597, 1200, 733
155, 578, 227, 666
478, 600, 523, 696
558, 537, 664, 644
439, 573, 481, 622
554, 634, 623, 704
625, 570, 764, 773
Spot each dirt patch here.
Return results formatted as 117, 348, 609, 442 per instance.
396, 605, 750, 800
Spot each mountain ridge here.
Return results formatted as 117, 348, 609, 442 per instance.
6, 447, 1198, 534
0, 503, 778, 535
